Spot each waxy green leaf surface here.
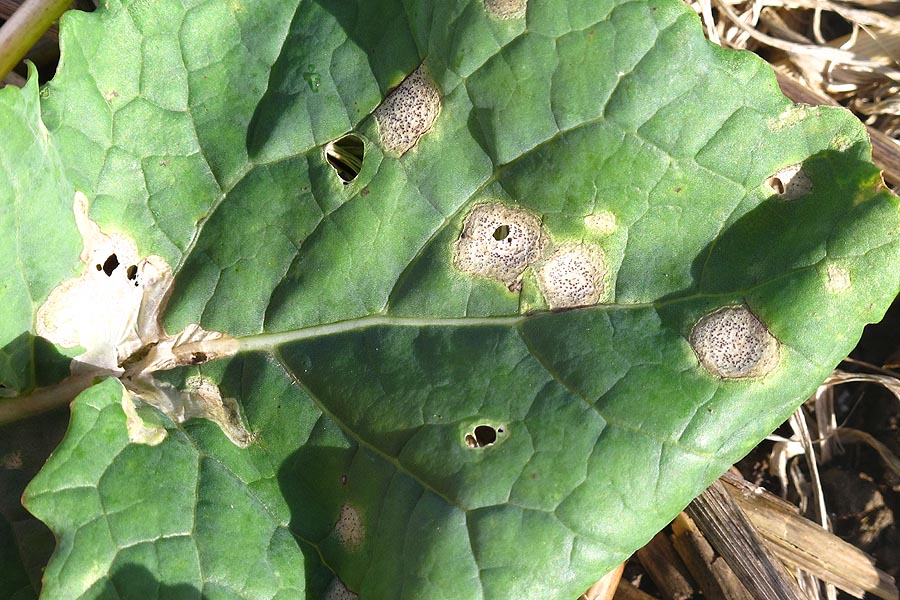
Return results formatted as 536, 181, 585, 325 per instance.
2, 0, 900, 597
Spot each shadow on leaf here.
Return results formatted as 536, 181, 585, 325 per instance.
94, 562, 204, 600
0, 332, 72, 397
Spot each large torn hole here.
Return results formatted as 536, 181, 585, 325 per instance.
374, 64, 441, 156
453, 203, 547, 287
536, 243, 607, 309
766, 163, 812, 200
485, 0, 527, 19
689, 306, 780, 379
325, 134, 364, 183
333, 503, 365, 551
36, 192, 244, 446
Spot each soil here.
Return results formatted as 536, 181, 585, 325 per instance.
729, 297, 900, 597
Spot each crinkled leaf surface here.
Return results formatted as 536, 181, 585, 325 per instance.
2, 0, 900, 597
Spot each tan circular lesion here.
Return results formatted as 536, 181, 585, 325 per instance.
374, 65, 441, 156
535, 243, 607, 309
484, 0, 527, 19
453, 203, 548, 287
689, 306, 780, 379
766, 163, 812, 200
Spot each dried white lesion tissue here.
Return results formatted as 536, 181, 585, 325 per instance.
35, 191, 249, 447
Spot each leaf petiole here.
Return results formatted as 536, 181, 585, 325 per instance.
0, 373, 95, 426
0, 0, 72, 81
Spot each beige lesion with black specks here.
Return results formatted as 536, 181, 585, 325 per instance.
689, 306, 780, 379
484, 0, 526, 19
536, 243, 607, 309
453, 202, 548, 288
374, 65, 441, 156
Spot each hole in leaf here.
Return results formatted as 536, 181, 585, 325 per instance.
126, 265, 138, 280
102, 253, 119, 276
765, 163, 812, 200
492, 225, 509, 241
466, 424, 502, 448
325, 134, 365, 184
474, 425, 497, 446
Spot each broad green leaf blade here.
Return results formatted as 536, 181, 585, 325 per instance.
0, 65, 79, 396
5, 0, 900, 598
24, 375, 323, 599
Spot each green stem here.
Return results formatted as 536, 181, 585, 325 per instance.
0, 0, 72, 82
236, 314, 527, 352
0, 374, 94, 426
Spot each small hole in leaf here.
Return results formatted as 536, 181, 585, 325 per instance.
325, 134, 365, 184
465, 434, 478, 448
766, 176, 785, 194
95, 264, 102, 271
102, 253, 119, 276
492, 225, 509, 241
189, 352, 208, 365
126, 265, 138, 280
766, 163, 812, 200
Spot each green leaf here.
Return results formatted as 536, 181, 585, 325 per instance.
4, 0, 900, 598
24, 376, 325, 599
0, 64, 79, 396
